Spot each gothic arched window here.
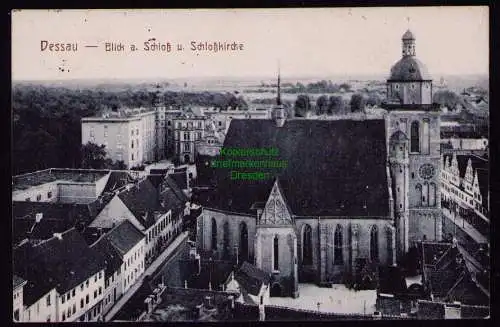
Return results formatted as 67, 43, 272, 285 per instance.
410, 121, 420, 153
239, 222, 249, 262
422, 119, 430, 154
211, 218, 217, 250
302, 224, 313, 265
386, 228, 393, 266
422, 182, 429, 206
429, 182, 436, 207
415, 184, 422, 206
370, 225, 379, 262
334, 225, 343, 265
223, 221, 230, 259
273, 235, 279, 271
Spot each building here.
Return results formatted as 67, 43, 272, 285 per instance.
13, 275, 28, 322
173, 111, 208, 164
195, 120, 224, 157
88, 175, 186, 263
421, 241, 489, 307
195, 30, 441, 298
81, 108, 158, 168
12, 168, 136, 204
90, 220, 146, 314
224, 262, 271, 306
13, 228, 107, 322
441, 152, 489, 234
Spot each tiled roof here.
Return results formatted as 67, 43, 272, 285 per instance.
200, 119, 390, 217
12, 201, 92, 244
13, 228, 106, 303
389, 56, 431, 81
118, 179, 164, 229
13, 275, 26, 289
170, 171, 188, 190
105, 220, 144, 255
90, 237, 123, 277
446, 272, 490, 306
102, 171, 135, 194
235, 262, 270, 296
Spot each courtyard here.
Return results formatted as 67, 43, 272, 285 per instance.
269, 284, 377, 314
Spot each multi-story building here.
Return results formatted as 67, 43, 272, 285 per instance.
441, 152, 489, 235
90, 220, 146, 314
13, 228, 107, 322
81, 108, 158, 168
88, 175, 186, 263
173, 113, 208, 164
13, 275, 27, 322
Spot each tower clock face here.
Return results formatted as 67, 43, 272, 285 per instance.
419, 164, 435, 180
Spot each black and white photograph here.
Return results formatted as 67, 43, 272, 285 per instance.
11, 7, 490, 322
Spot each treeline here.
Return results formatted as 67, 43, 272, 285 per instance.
12, 84, 248, 175
254, 80, 352, 94
293, 93, 383, 117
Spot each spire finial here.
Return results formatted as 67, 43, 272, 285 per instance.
277, 60, 281, 106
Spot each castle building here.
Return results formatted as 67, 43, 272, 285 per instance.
81, 108, 159, 168
195, 30, 441, 298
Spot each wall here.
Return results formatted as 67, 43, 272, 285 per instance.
62, 269, 106, 322
122, 239, 146, 294
57, 183, 97, 204
90, 196, 142, 230
23, 288, 58, 322
13, 285, 25, 322
200, 209, 257, 262
12, 181, 59, 202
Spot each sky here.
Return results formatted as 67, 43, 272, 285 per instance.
11, 7, 489, 81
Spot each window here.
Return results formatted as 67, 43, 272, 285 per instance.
302, 224, 313, 265
273, 235, 279, 271
387, 228, 393, 266
184, 143, 190, 151
81, 284, 84, 291
67, 293, 70, 300
131, 140, 134, 148
47, 191, 52, 199
72, 289, 75, 297
94, 275, 97, 282
416, 184, 422, 206
86, 280, 89, 287
94, 290, 97, 299
46, 294, 51, 306
370, 225, 379, 262
211, 218, 217, 250
223, 221, 230, 259
429, 182, 436, 206
131, 153, 134, 161
410, 121, 420, 152
99, 287, 102, 295
99, 272, 102, 279
62, 312, 65, 321
81, 299, 84, 308
86, 295, 89, 304
422, 119, 430, 154
334, 225, 343, 265
62, 295, 66, 304
37, 194, 42, 201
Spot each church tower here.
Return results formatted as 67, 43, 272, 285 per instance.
272, 68, 286, 127
384, 30, 442, 260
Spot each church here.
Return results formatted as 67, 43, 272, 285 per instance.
195, 30, 442, 298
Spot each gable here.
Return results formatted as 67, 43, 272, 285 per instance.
89, 195, 144, 231
260, 180, 292, 225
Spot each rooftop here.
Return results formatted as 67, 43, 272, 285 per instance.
105, 220, 145, 255
12, 168, 111, 191
199, 119, 390, 217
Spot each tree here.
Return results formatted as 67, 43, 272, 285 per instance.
316, 95, 328, 115
81, 142, 109, 169
112, 160, 127, 170
366, 93, 382, 107
294, 94, 311, 117
327, 96, 345, 115
350, 93, 367, 112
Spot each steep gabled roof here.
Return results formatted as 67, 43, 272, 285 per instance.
13, 228, 106, 302
200, 119, 390, 217
90, 237, 123, 277
102, 171, 135, 194
117, 179, 164, 228
235, 262, 271, 296
105, 220, 144, 256
13, 275, 27, 289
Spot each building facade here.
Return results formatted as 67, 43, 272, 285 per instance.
13, 276, 27, 322
173, 114, 207, 164
81, 109, 159, 168
196, 30, 441, 298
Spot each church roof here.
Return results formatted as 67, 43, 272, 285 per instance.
389, 56, 432, 81
402, 29, 415, 40
199, 119, 390, 217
